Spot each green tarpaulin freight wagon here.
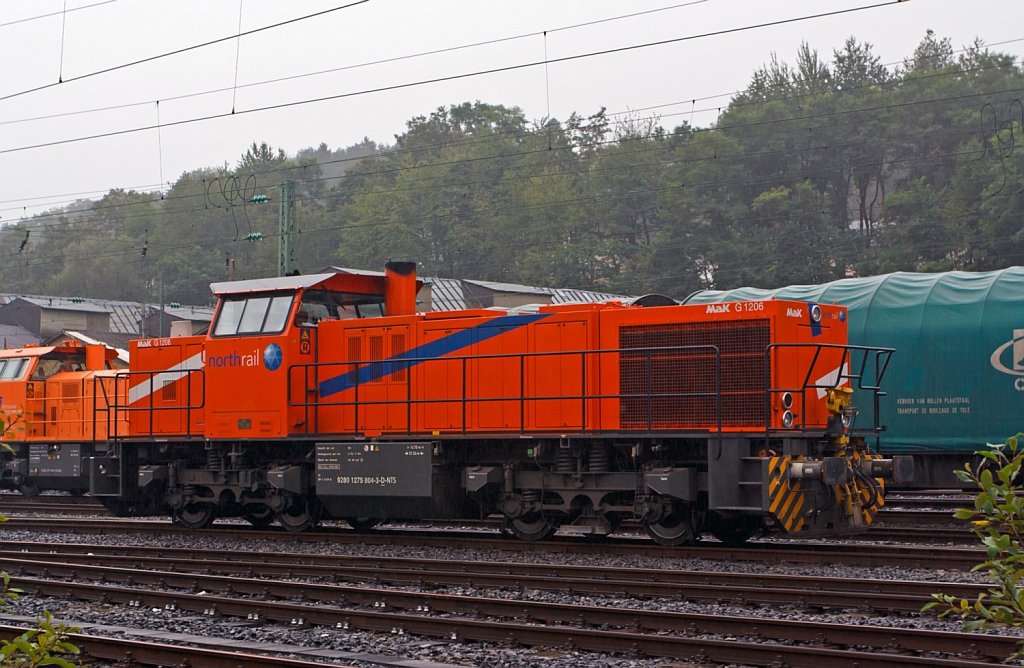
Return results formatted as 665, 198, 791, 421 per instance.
685, 268, 1024, 487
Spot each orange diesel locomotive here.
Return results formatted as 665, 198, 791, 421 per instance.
0, 342, 124, 495
7, 262, 912, 544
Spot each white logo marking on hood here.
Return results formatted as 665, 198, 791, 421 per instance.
128, 352, 205, 405
991, 329, 1024, 377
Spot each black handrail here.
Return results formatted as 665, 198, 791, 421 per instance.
286, 345, 725, 440
105, 369, 206, 441
762, 343, 895, 443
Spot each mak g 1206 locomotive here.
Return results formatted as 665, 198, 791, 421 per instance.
0, 262, 912, 545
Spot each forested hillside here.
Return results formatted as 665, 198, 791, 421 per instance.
2, 31, 1022, 305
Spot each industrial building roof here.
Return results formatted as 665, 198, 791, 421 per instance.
42, 330, 132, 364
428, 277, 467, 311
0, 294, 154, 334
0, 324, 38, 349
551, 288, 629, 304
160, 305, 216, 322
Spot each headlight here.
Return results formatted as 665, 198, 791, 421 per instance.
781, 392, 794, 409
809, 304, 822, 322
782, 411, 795, 428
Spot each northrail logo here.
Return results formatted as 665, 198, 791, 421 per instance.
990, 329, 1024, 391
208, 349, 261, 368
706, 304, 731, 314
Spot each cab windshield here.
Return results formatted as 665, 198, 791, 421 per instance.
213, 293, 294, 337
0, 358, 29, 381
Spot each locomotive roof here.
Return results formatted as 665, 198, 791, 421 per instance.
210, 272, 379, 296
0, 343, 118, 361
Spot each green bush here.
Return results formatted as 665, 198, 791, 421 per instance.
926, 432, 1024, 661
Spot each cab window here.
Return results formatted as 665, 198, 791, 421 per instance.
213, 294, 294, 336
297, 291, 386, 325
30, 357, 79, 380
0, 358, 28, 381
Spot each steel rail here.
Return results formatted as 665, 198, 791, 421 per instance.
0, 495, 100, 505
0, 516, 987, 569
876, 510, 968, 526
0, 544, 988, 611
0, 623, 350, 667
7, 575, 1005, 668
0, 502, 973, 536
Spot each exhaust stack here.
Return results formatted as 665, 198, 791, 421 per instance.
384, 261, 417, 316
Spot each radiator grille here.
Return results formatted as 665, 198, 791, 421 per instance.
620, 319, 770, 430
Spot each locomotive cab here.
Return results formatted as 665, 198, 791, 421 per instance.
115, 264, 422, 528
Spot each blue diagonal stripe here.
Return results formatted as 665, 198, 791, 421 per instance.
318, 312, 552, 398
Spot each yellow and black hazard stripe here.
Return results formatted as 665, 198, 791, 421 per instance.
768, 455, 805, 533
852, 450, 885, 525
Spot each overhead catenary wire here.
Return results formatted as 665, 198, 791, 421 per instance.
0, 0, 370, 103
0, 0, 711, 129
0, 0, 117, 30
1, 35, 1016, 208
4, 59, 1011, 229
4, 45, 1013, 213
0, 91, 1001, 227
1, 79, 1015, 228
0, 0, 906, 155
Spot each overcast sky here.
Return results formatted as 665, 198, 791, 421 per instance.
0, 0, 1019, 221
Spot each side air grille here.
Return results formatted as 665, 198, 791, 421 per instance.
619, 319, 770, 430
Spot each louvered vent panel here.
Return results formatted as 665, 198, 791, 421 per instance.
369, 335, 384, 383
390, 334, 406, 382
619, 319, 770, 429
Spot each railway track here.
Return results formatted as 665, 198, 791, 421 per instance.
0, 516, 987, 568
0, 540, 985, 613
0, 542, 1009, 667
0, 491, 981, 543
0, 492, 975, 523
0, 623, 352, 667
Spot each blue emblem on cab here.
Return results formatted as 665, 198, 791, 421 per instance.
839, 311, 846, 322
263, 343, 283, 371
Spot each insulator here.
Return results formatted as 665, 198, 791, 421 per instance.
588, 444, 610, 473
206, 450, 224, 471
555, 448, 575, 473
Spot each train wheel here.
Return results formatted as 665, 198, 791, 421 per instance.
276, 498, 319, 533
175, 503, 216, 529
243, 506, 276, 529
642, 499, 704, 547
345, 517, 380, 532
644, 509, 698, 547
17, 480, 39, 497
504, 514, 557, 541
